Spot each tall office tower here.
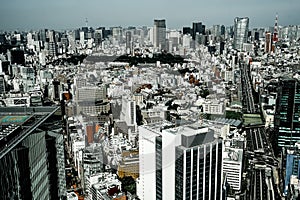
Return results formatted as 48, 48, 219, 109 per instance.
0, 107, 66, 200
233, 17, 249, 51
183, 27, 192, 35
192, 22, 203, 40
120, 95, 136, 127
0, 75, 6, 94
275, 78, 300, 151
220, 25, 226, 36
112, 26, 123, 43
212, 25, 221, 37
265, 32, 272, 53
254, 32, 260, 41
10, 48, 25, 65
27, 32, 35, 47
222, 137, 244, 191
80, 30, 86, 46
137, 122, 223, 200
174, 127, 223, 200
153, 19, 166, 50
60, 34, 69, 54
81, 25, 89, 40
220, 41, 225, 55
46, 128, 67, 200
183, 34, 192, 48
48, 30, 57, 57
39, 29, 48, 42
94, 29, 103, 46
0, 34, 7, 44
126, 31, 132, 52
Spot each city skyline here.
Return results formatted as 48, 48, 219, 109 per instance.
1, 3, 300, 198
1, 0, 300, 30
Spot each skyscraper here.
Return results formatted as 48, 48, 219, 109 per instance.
222, 137, 244, 191
192, 22, 203, 40
137, 122, 223, 200
46, 129, 67, 200
48, 30, 57, 57
126, 31, 132, 52
10, 48, 25, 65
0, 75, 6, 94
265, 31, 272, 53
94, 29, 103, 46
0, 107, 66, 200
174, 127, 223, 200
153, 19, 166, 50
233, 17, 249, 51
275, 78, 300, 151
182, 27, 192, 35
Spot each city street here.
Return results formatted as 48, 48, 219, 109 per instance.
240, 61, 281, 200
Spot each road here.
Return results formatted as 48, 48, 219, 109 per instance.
240, 61, 281, 200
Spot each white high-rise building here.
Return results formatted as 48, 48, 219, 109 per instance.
183, 34, 192, 48
137, 122, 223, 200
120, 95, 136, 126
136, 124, 162, 200
112, 26, 123, 43
80, 31, 85, 47
149, 27, 154, 45
27, 32, 34, 47
222, 137, 244, 191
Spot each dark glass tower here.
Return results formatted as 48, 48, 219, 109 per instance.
156, 136, 163, 200
0, 107, 66, 200
275, 78, 300, 151
192, 22, 203, 40
153, 19, 166, 50
183, 27, 192, 35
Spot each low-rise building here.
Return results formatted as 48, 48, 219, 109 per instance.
118, 150, 139, 180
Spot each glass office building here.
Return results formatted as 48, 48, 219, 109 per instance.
0, 107, 66, 200
275, 78, 300, 151
233, 17, 249, 51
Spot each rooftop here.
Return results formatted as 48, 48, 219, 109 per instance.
0, 106, 60, 159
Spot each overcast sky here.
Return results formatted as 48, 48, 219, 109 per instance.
0, 0, 299, 30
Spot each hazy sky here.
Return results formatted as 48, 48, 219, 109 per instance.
0, 0, 299, 30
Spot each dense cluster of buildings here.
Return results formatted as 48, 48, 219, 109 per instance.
0, 15, 300, 200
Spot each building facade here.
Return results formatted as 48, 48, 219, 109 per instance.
221, 137, 244, 191
153, 19, 166, 50
0, 107, 66, 200
275, 78, 300, 151
137, 122, 223, 200
233, 17, 249, 51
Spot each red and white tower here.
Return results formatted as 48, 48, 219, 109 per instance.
273, 14, 279, 42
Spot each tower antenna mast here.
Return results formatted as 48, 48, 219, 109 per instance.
85, 18, 88, 27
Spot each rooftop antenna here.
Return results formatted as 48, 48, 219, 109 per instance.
272, 13, 279, 60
